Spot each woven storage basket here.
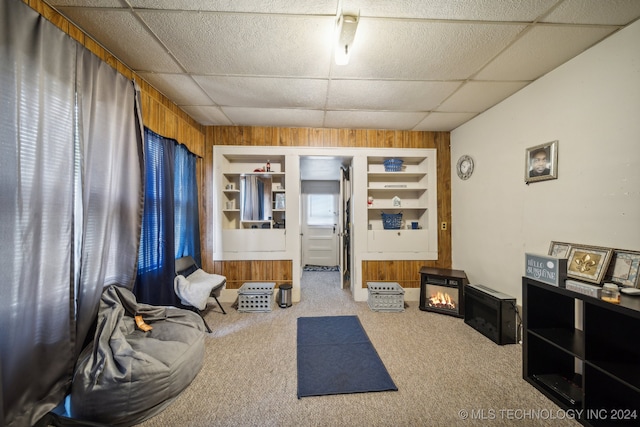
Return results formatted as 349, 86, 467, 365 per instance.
383, 158, 404, 172
381, 212, 402, 229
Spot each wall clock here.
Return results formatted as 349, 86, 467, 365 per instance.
456, 155, 474, 180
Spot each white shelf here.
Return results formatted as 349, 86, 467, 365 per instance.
366, 155, 431, 253
367, 172, 426, 178
368, 206, 428, 210
224, 171, 285, 178
367, 186, 428, 192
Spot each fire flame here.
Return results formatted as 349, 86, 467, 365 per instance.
428, 291, 456, 309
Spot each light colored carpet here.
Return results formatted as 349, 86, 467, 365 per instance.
136, 271, 580, 427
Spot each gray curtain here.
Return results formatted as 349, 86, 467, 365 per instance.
0, 1, 144, 425
241, 175, 271, 221
75, 47, 144, 358
0, 1, 76, 426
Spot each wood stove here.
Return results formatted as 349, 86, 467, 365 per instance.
419, 267, 468, 318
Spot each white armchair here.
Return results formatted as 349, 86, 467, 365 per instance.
174, 256, 226, 332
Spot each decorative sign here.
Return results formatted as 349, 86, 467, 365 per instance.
525, 253, 567, 287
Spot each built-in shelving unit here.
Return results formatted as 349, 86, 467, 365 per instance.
221, 156, 285, 230
212, 145, 438, 302
366, 155, 431, 253
523, 277, 640, 426
218, 153, 287, 252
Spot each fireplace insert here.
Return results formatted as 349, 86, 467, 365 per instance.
464, 284, 517, 345
419, 267, 467, 318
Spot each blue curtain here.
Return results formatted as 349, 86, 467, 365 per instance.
135, 129, 177, 306
135, 130, 201, 306
174, 144, 201, 266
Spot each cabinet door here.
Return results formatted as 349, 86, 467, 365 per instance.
368, 229, 428, 253
222, 229, 286, 252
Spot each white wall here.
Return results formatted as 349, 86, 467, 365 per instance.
451, 20, 640, 302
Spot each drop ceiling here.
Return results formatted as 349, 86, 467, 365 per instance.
46, 0, 640, 131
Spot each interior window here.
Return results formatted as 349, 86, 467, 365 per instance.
306, 194, 336, 226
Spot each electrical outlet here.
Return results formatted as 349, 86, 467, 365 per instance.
440, 222, 447, 230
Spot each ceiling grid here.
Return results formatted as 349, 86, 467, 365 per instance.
46, 0, 640, 131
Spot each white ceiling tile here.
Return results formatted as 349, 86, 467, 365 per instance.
332, 20, 527, 80
137, 73, 214, 105
475, 25, 618, 80
324, 111, 426, 130
541, 0, 640, 25
180, 106, 233, 125
413, 112, 478, 132
56, 8, 183, 73
326, 80, 461, 111
222, 107, 325, 128
193, 76, 329, 108
438, 81, 531, 112
129, 0, 338, 14
342, 0, 558, 21
138, 11, 335, 76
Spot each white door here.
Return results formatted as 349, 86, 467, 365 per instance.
301, 181, 339, 267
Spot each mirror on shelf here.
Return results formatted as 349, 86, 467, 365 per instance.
240, 175, 272, 222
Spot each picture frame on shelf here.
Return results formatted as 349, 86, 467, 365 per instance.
525, 140, 558, 184
604, 249, 640, 288
274, 193, 285, 210
548, 241, 572, 258
566, 245, 614, 284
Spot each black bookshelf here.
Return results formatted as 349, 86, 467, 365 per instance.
523, 277, 640, 426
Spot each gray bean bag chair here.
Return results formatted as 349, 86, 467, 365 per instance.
69, 285, 205, 426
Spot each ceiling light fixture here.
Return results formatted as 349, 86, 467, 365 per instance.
335, 13, 359, 65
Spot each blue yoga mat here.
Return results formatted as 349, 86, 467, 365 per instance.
297, 315, 398, 398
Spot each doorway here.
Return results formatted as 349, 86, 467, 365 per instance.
299, 156, 352, 289
301, 181, 339, 267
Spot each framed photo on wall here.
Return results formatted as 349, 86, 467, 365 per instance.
525, 140, 558, 183
604, 249, 640, 288
566, 245, 613, 284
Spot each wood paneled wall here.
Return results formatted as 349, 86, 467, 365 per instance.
207, 260, 293, 290
205, 126, 452, 289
